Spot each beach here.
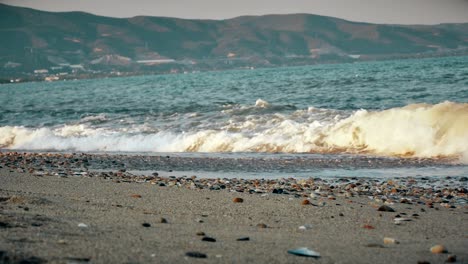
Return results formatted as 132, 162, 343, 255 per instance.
1, 152, 467, 264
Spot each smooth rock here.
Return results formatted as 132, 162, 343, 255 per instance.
383, 237, 399, 244
430, 244, 447, 254
377, 205, 395, 212
446, 255, 456, 263
202, 236, 216, 242
233, 197, 244, 203
185, 252, 207, 258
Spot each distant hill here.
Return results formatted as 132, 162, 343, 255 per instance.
1, 3, 467, 79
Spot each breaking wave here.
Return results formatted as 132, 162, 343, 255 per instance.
1, 101, 467, 160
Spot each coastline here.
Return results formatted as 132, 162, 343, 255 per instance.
0, 152, 467, 263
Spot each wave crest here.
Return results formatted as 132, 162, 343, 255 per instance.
1, 102, 467, 159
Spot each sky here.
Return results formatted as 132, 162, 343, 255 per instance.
2, 0, 468, 25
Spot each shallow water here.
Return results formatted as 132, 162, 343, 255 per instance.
1, 56, 468, 178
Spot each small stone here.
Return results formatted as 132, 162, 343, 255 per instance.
78, 223, 88, 228
417, 261, 430, 264
430, 245, 447, 254
446, 255, 456, 263
142, 223, 151, 227
339, 213, 344, 217
383, 237, 399, 244
301, 199, 311, 205
257, 223, 268, 228
185, 252, 207, 258
377, 205, 395, 212
365, 243, 384, 248
202, 236, 216, 242
233, 197, 244, 203
159, 218, 168, 223
236, 237, 250, 241
131, 194, 142, 198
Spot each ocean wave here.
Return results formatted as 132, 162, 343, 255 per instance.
1, 102, 467, 160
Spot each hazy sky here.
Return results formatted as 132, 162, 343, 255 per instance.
3, 0, 468, 24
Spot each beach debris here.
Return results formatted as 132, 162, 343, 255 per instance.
383, 237, 399, 244
377, 205, 395, 212
202, 236, 216, 242
298, 224, 312, 230
233, 197, 244, 203
257, 223, 268, 228
142, 223, 151, 227
159, 217, 168, 223
185, 252, 207, 258
130, 194, 142, 198
430, 245, 447, 254
196, 231, 205, 236
446, 255, 457, 262
363, 224, 375, 229
236, 237, 250, 241
301, 199, 311, 205
77, 223, 88, 228
287, 247, 320, 258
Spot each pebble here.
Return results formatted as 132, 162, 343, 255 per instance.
196, 231, 205, 236
383, 237, 399, 244
365, 243, 385, 248
298, 224, 312, 230
446, 255, 456, 262
430, 245, 447, 254
257, 223, 268, 228
202, 236, 216, 242
142, 223, 151, 227
159, 218, 168, 223
130, 194, 142, 198
377, 205, 395, 212
77, 223, 88, 228
301, 199, 311, 205
185, 252, 207, 258
233, 197, 244, 203
236, 237, 250, 241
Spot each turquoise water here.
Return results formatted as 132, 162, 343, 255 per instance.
0, 56, 467, 178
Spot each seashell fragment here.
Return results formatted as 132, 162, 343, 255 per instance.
287, 247, 320, 258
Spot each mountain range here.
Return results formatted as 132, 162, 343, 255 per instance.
1, 3, 467, 79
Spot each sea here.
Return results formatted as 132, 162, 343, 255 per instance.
1, 56, 468, 180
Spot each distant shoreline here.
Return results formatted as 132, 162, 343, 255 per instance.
2, 54, 467, 85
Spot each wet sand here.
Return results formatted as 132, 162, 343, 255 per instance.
0, 152, 467, 263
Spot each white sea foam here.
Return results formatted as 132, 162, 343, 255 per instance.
1, 102, 467, 160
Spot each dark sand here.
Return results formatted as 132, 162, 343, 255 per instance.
0, 153, 467, 264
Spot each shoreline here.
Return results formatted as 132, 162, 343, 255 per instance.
0, 152, 467, 263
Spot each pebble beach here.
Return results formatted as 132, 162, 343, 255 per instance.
1, 152, 467, 263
